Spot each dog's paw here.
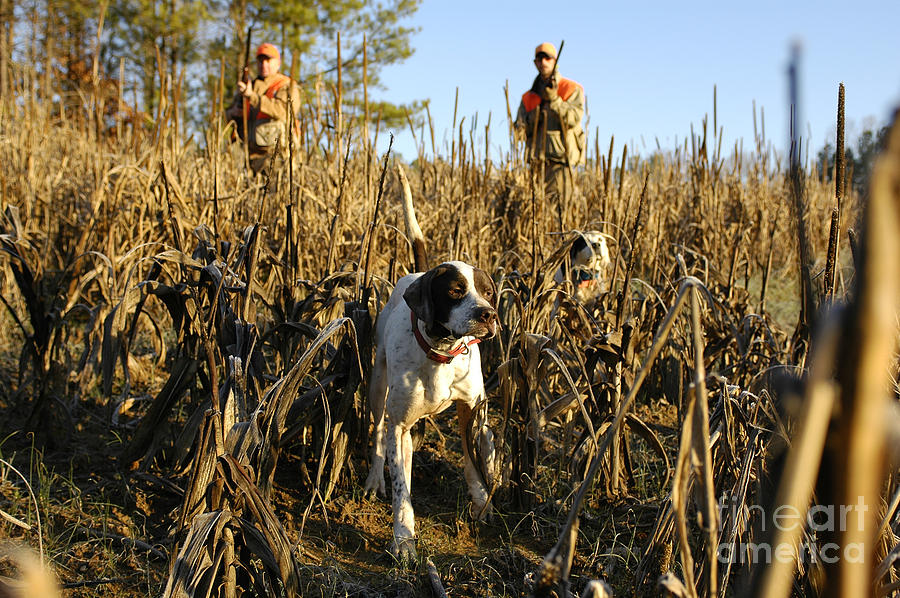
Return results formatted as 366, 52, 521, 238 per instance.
471, 497, 493, 521
363, 469, 386, 499
390, 536, 417, 565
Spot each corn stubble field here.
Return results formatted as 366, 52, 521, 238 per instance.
1, 57, 900, 598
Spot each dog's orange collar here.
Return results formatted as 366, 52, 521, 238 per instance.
411, 311, 480, 364
574, 269, 600, 288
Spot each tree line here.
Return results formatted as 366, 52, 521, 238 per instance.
1, 0, 423, 134
816, 125, 889, 196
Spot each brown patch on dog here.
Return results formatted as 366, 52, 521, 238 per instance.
472, 268, 497, 309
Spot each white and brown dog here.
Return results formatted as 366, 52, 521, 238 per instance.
553, 231, 612, 304
364, 166, 499, 562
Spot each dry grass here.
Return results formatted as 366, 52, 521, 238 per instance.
0, 56, 898, 598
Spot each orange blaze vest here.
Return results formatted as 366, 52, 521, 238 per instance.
256, 74, 292, 120
521, 77, 581, 112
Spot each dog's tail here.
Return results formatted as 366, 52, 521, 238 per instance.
396, 164, 428, 272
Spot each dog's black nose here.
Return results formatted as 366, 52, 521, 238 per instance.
476, 307, 497, 325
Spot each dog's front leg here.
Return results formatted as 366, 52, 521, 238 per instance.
364, 349, 388, 497
386, 418, 417, 562
456, 400, 494, 520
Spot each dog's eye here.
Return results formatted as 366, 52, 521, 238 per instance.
448, 286, 464, 299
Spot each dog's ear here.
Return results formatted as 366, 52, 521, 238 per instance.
403, 266, 446, 327
570, 234, 588, 262
473, 267, 498, 309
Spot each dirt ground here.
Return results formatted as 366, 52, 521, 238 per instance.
0, 382, 675, 597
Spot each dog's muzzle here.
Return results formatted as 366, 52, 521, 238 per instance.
474, 306, 499, 339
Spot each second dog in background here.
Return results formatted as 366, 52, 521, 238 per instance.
554, 231, 612, 305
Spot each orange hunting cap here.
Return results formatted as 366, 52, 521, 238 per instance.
534, 42, 557, 59
256, 43, 280, 60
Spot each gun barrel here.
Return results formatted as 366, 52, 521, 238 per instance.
553, 39, 565, 79
242, 26, 252, 78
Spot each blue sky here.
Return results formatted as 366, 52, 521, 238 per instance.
374, 0, 899, 164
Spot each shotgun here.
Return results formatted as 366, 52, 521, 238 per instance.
241, 26, 252, 156
550, 39, 577, 225
548, 39, 564, 88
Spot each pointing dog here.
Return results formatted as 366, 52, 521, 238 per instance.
553, 231, 612, 304
364, 166, 498, 562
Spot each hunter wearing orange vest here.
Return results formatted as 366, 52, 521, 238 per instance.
226, 43, 301, 174
515, 42, 586, 215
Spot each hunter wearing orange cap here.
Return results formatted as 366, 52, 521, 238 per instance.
225, 42, 301, 174
514, 42, 585, 215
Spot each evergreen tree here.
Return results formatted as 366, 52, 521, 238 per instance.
8, 1, 423, 138
816, 125, 889, 196
8, 1, 103, 117
215, 0, 423, 130
106, 0, 212, 119
0, 0, 15, 100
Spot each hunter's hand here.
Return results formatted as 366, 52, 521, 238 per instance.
542, 78, 559, 102
238, 80, 252, 98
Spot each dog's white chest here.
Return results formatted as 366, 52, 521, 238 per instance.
389, 345, 478, 423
